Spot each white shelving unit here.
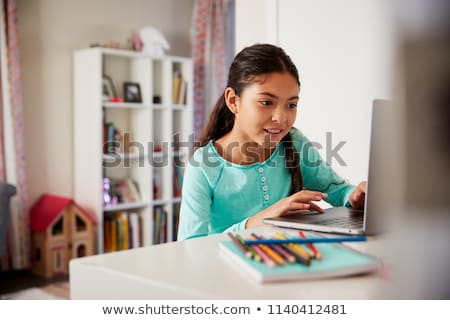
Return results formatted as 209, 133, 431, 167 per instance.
74, 48, 193, 253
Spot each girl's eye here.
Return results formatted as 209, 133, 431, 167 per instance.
260, 100, 273, 106
288, 103, 298, 109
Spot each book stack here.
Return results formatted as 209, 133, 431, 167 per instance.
103, 212, 142, 252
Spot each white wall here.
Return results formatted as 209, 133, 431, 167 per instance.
235, 0, 277, 52
235, 0, 396, 184
17, 0, 193, 203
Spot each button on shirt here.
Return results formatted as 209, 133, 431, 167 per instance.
177, 128, 355, 240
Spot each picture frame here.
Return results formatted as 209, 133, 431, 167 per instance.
123, 82, 142, 103
102, 75, 117, 101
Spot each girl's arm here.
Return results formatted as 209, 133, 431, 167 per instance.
291, 128, 356, 206
300, 144, 355, 206
177, 163, 212, 241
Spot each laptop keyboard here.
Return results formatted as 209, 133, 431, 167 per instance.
319, 216, 364, 228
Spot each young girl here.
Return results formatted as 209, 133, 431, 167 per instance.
177, 44, 366, 241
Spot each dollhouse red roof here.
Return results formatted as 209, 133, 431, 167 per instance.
30, 194, 96, 232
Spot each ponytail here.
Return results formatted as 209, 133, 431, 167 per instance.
196, 94, 235, 150
282, 132, 303, 194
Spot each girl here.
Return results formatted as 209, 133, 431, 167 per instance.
177, 44, 366, 241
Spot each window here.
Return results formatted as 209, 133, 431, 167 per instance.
52, 217, 63, 235
77, 244, 87, 257
75, 215, 87, 232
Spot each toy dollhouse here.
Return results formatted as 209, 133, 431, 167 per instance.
30, 194, 97, 278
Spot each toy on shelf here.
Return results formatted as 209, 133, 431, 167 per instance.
30, 194, 97, 278
139, 26, 170, 57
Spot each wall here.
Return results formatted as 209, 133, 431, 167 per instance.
235, 0, 396, 184
17, 0, 194, 203
235, 0, 275, 52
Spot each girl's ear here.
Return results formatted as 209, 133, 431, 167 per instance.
224, 87, 239, 114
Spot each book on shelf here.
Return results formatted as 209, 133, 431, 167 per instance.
153, 170, 162, 200
172, 71, 182, 104
103, 216, 111, 252
172, 203, 180, 241
177, 78, 187, 105
153, 206, 167, 244
125, 178, 141, 202
103, 122, 122, 154
128, 212, 141, 249
116, 179, 135, 203
104, 178, 141, 206
172, 70, 187, 105
219, 239, 380, 283
118, 212, 129, 250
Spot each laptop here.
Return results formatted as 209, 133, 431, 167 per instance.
263, 100, 390, 235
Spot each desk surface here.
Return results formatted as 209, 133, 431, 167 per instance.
70, 227, 388, 299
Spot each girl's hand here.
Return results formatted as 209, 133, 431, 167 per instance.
349, 181, 366, 209
246, 190, 328, 228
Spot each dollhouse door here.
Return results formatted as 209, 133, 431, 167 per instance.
51, 245, 66, 276
71, 239, 88, 258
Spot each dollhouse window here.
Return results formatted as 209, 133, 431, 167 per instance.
52, 217, 63, 235
75, 215, 87, 232
77, 244, 86, 257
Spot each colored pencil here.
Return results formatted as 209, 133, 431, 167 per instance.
247, 235, 275, 268
280, 243, 311, 266
236, 234, 261, 262
299, 231, 322, 259
257, 235, 295, 263
274, 232, 311, 265
250, 234, 285, 266
244, 235, 367, 245
252, 233, 286, 266
227, 232, 252, 259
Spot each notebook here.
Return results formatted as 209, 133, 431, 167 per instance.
263, 100, 390, 235
219, 240, 380, 283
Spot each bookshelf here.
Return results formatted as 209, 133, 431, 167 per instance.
74, 48, 193, 253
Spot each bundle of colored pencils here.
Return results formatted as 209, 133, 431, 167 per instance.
227, 232, 366, 268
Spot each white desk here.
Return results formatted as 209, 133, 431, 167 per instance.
70, 227, 388, 299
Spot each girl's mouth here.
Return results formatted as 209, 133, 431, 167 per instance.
264, 128, 282, 135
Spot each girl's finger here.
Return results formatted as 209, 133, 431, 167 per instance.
297, 189, 328, 197
293, 193, 326, 203
289, 202, 310, 211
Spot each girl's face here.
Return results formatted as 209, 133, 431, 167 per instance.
228, 72, 299, 148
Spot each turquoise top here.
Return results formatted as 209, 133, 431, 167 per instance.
177, 128, 355, 240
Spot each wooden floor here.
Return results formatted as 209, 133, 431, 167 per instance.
0, 269, 69, 295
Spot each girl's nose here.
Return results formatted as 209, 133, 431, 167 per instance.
272, 109, 286, 123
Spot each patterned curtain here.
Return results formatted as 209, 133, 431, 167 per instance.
0, 0, 30, 270
191, 0, 235, 139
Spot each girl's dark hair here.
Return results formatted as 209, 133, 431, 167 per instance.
197, 43, 303, 194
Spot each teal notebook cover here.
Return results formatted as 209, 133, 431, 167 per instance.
219, 240, 380, 283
